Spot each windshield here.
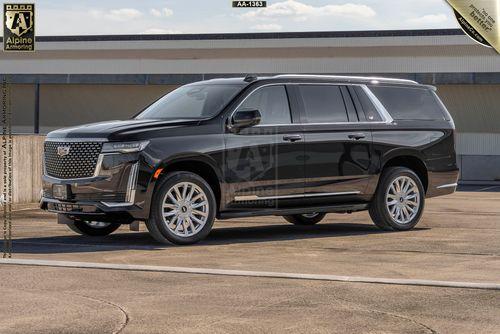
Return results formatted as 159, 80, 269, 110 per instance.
136, 84, 243, 120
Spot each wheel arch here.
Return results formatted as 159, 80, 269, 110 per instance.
381, 154, 428, 193
146, 154, 223, 214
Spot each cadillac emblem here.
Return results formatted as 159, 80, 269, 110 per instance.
57, 146, 70, 157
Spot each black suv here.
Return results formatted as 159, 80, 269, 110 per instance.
41, 75, 459, 245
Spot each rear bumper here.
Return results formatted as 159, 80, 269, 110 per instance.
426, 169, 460, 198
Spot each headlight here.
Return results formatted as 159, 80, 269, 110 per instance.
102, 141, 149, 153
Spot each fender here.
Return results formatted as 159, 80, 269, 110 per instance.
379, 148, 428, 171
140, 152, 225, 218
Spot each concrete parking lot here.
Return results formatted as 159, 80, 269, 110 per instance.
1, 188, 499, 333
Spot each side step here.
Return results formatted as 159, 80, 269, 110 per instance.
218, 203, 369, 219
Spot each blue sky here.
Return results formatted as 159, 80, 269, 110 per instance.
11, 0, 458, 35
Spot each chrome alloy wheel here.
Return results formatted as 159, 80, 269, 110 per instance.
161, 182, 209, 237
385, 176, 420, 225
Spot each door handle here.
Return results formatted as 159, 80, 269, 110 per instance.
348, 133, 366, 140
283, 134, 303, 142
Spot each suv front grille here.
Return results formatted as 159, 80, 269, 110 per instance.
44, 141, 103, 179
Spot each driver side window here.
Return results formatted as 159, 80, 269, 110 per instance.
237, 85, 292, 125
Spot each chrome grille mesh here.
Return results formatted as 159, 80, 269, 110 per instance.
44, 141, 102, 179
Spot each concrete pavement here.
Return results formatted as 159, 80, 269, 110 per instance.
1, 190, 499, 333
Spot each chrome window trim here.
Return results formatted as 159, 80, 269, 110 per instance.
234, 191, 360, 202
360, 85, 394, 123
251, 122, 388, 127
229, 82, 393, 129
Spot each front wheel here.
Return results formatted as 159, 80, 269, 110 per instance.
283, 212, 326, 225
369, 167, 425, 231
146, 172, 216, 245
59, 214, 121, 236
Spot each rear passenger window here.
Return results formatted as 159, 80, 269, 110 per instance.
369, 86, 446, 120
352, 86, 382, 121
237, 85, 292, 125
299, 85, 349, 123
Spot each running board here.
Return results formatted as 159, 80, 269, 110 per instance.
218, 203, 369, 219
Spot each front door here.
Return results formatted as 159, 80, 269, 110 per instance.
224, 85, 305, 208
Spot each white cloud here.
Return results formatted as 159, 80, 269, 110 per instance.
251, 23, 283, 31
151, 7, 174, 17
90, 8, 143, 22
142, 28, 182, 34
407, 14, 448, 25
240, 0, 376, 21
162, 8, 174, 17
150, 8, 162, 17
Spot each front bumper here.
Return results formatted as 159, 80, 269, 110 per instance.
40, 151, 143, 221
40, 197, 137, 223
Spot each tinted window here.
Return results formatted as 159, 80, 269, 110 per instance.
237, 85, 291, 125
136, 84, 242, 120
299, 85, 348, 123
353, 86, 382, 121
369, 86, 446, 120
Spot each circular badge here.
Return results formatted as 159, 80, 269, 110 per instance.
454, 10, 491, 48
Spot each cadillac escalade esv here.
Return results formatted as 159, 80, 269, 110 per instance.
40, 75, 459, 245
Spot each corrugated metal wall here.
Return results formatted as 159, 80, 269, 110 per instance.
10, 84, 177, 133
436, 85, 500, 181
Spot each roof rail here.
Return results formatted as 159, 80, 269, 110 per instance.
244, 74, 259, 82
273, 74, 418, 85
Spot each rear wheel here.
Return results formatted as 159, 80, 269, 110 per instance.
59, 214, 121, 236
283, 212, 326, 225
146, 172, 216, 245
369, 167, 425, 231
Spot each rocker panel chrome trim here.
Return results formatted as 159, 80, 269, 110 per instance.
234, 191, 361, 202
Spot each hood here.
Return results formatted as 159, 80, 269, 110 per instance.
46, 119, 200, 140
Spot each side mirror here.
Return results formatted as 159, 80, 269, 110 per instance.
230, 109, 261, 130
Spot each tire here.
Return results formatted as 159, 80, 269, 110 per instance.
59, 214, 121, 236
369, 167, 425, 231
283, 212, 326, 225
145, 171, 216, 245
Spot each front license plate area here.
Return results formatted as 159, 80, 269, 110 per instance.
52, 184, 69, 200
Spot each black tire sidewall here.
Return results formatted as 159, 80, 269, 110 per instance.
376, 167, 425, 231
283, 213, 326, 225
67, 219, 120, 236
149, 172, 216, 245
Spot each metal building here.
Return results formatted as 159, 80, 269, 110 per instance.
1, 29, 499, 204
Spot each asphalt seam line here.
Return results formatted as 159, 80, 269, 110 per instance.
1, 258, 499, 291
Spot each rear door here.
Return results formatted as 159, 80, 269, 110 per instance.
298, 84, 373, 202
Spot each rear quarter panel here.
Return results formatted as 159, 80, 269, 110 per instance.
367, 119, 459, 197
